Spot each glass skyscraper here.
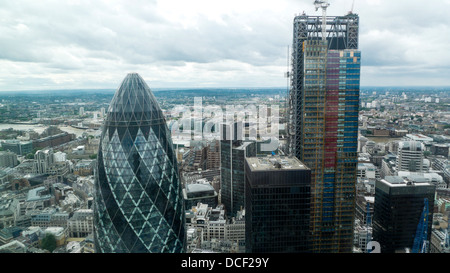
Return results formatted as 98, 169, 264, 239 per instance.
373, 177, 435, 253
220, 122, 256, 218
288, 12, 360, 252
94, 73, 185, 253
245, 156, 311, 253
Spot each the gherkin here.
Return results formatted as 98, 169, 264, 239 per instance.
93, 73, 185, 253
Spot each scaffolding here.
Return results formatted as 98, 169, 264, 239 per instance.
287, 13, 359, 158
286, 3, 360, 252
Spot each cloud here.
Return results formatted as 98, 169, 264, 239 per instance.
0, 0, 449, 90
357, 0, 450, 86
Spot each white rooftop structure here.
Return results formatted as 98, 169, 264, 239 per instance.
405, 134, 433, 143
364, 196, 375, 204
26, 187, 51, 202
246, 155, 308, 172
379, 176, 431, 187
44, 227, 65, 237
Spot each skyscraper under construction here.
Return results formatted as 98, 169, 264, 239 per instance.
287, 1, 360, 252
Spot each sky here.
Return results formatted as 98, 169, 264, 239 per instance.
1, 0, 450, 91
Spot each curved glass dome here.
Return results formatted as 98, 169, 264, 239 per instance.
94, 73, 185, 253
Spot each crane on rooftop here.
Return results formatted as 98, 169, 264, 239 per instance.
348, 0, 355, 15
314, 0, 330, 41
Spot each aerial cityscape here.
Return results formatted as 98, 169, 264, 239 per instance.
0, 0, 449, 264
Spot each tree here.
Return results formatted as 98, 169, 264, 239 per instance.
41, 233, 57, 253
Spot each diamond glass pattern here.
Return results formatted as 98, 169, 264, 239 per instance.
94, 73, 185, 253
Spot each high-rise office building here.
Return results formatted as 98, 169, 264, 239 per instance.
220, 122, 256, 218
33, 149, 54, 174
244, 155, 311, 253
372, 176, 435, 253
396, 141, 425, 173
287, 4, 360, 252
94, 73, 185, 253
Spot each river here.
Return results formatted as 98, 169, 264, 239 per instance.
0, 123, 98, 138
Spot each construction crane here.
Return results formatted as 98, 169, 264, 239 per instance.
348, 0, 355, 15
445, 225, 450, 249
314, 0, 330, 41
366, 202, 372, 253
412, 198, 429, 253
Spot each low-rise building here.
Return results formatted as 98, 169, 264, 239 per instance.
67, 209, 93, 238
183, 181, 218, 210
0, 151, 18, 168
0, 196, 20, 229
430, 229, 450, 253
353, 225, 372, 252
0, 240, 27, 253
186, 203, 245, 253
26, 186, 52, 208
30, 207, 69, 229
43, 227, 67, 247
73, 159, 95, 176
0, 140, 33, 156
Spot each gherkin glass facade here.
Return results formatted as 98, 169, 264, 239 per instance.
94, 73, 185, 253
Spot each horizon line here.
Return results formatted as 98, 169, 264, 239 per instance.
0, 85, 449, 93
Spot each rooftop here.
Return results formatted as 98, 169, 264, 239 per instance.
234, 141, 254, 150
44, 227, 65, 237
1, 140, 32, 144
246, 155, 308, 172
398, 141, 424, 151
26, 187, 52, 202
186, 183, 215, 194
406, 134, 433, 142
381, 176, 432, 187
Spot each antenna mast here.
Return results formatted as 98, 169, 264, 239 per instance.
314, 0, 330, 41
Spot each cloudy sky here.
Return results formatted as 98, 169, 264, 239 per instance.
1, 0, 450, 91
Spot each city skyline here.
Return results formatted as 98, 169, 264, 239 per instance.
1, 0, 450, 92
0, 0, 449, 258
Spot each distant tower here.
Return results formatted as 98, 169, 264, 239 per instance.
287, 2, 360, 253
94, 73, 185, 253
396, 141, 424, 173
0, 151, 18, 168
33, 149, 54, 174
220, 122, 256, 218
